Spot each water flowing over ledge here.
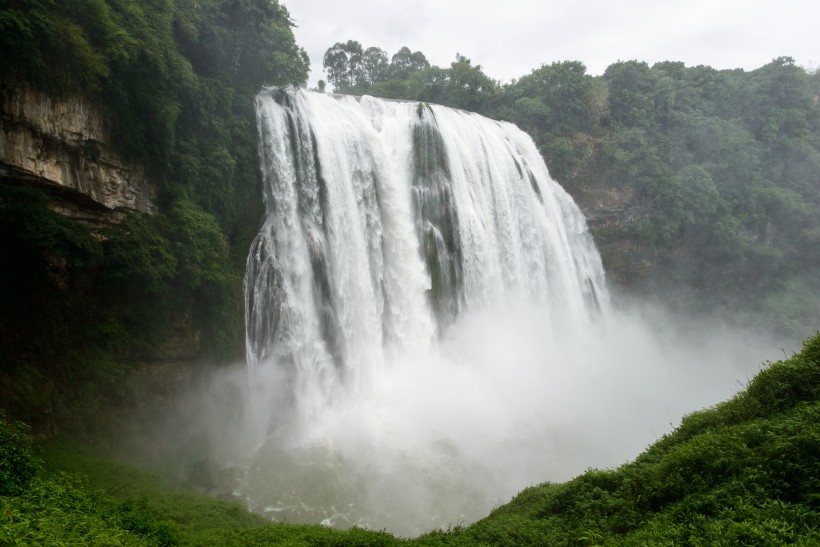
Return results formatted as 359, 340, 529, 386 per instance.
241, 88, 610, 534
246, 88, 607, 382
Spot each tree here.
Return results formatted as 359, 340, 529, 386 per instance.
360, 46, 388, 86
603, 60, 659, 128
508, 61, 593, 133
322, 40, 363, 91
442, 54, 498, 112
749, 56, 812, 141
407, 66, 450, 104
664, 164, 720, 225
389, 46, 429, 79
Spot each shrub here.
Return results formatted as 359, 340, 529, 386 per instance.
0, 410, 40, 496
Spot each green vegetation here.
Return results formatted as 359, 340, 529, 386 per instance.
2, 8, 818, 542
0, 0, 308, 429
322, 41, 498, 114
0, 185, 239, 430
324, 43, 820, 339
3, 334, 818, 545
0, 411, 39, 497
2, 433, 397, 545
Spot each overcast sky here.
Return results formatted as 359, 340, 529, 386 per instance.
284, 0, 818, 88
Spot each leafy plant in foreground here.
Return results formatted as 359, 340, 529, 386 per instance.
0, 411, 40, 496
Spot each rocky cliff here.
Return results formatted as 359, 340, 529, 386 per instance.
0, 84, 157, 227
561, 173, 659, 290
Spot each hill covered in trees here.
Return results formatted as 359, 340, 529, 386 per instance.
0, 0, 308, 429
322, 41, 820, 339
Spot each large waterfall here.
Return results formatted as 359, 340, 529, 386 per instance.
241, 88, 610, 534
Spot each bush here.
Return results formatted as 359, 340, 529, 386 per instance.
0, 410, 40, 496
0, 424, 180, 546
800, 331, 820, 365
1, 474, 179, 546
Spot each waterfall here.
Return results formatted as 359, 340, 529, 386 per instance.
241, 88, 610, 534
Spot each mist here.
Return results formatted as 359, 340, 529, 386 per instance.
133, 299, 787, 537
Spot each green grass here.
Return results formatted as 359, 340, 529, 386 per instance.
34, 441, 268, 546
3, 333, 819, 545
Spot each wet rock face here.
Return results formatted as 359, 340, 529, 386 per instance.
0, 84, 157, 224
567, 182, 659, 288
580, 186, 652, 231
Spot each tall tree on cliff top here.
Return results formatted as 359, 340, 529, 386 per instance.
389, 46, 430, 79
323, 40, 364, 90
360, 46, 389, 86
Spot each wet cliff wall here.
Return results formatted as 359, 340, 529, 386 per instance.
0, 84, 157, 228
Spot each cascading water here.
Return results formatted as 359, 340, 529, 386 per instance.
242, 88, 610, 535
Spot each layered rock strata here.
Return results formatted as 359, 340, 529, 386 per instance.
0, 85, 157, 226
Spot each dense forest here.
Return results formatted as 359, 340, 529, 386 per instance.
322, 41, 820, 339
0, 0, 308, 427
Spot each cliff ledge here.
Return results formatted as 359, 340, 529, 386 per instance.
0, 84, 157, 226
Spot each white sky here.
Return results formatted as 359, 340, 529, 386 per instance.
283, 0, 819, 87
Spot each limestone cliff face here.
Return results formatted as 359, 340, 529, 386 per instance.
0, 84, 157, 225
566, 181, 658, 289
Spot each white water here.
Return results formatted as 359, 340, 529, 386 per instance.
239, 89, 769, 536
246, 89, 607, 377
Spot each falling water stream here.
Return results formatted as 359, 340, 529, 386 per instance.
239, 88, 638, 535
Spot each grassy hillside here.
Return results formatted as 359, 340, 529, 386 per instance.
3, 332, 818, 545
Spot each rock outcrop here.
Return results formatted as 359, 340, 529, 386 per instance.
0, 84, 157, 226
562, 179, 658, 288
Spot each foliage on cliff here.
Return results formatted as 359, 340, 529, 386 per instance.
0, 185, 240, 436
1, 0, 308, 228
2, 334, 818, 545
324, 43, 820, 339
0, 0, 308, 429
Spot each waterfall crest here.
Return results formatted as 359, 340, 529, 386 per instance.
242, 88, 610, 533
246, 88, 607, 395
